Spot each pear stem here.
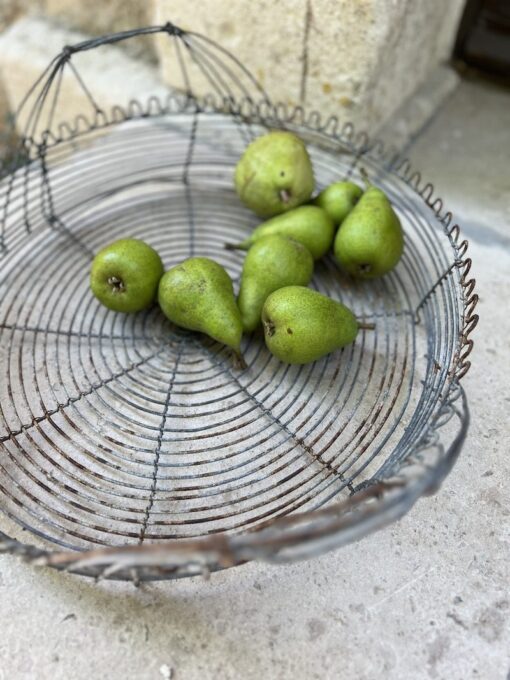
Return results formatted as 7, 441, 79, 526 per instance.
279, 188, 291, 204
225, 242, 250, 251
359, 167, 372, 190
232, 351, 247, 370
357, 321, 376, 330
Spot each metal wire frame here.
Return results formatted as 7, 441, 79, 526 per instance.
0, 25, 477, 581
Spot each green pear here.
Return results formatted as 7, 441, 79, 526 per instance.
334, 180, 404, 278
262, 286, 358, 364
313, 181, 363, 225
234, 131, 315, 217
158, 257, 244, 364
90, 238, 164, 313
225, 205, 334, 260
238, 235, 314, 333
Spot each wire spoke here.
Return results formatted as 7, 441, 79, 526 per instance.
192, 339, 354, 492
0, 322, 156, 343
66, 59, 103, 114
0, 344, 171, 442
138, 345, 184, 543
182, 107, 199, 257
43, 213, 95, 260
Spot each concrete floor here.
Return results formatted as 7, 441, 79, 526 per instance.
0, 77, 509, 680
409, 77, 510, 247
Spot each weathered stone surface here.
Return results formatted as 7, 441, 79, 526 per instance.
0, 76, 18, 166
0, 0, 467, 137
154, 0, 305, 109
44, 0, 157, 61
153, 0, 466, 132
0, 17, 167, 141
0, 0, 44, 32
378, 65, 460, 150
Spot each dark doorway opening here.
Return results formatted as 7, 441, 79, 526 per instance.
455, 0, 510, 78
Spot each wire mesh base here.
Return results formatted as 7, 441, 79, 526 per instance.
0, 24, 477, 581
0, 105, 476, 580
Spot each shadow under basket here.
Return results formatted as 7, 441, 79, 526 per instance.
0, 25, 478, 582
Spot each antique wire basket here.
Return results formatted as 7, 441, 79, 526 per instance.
0, 25, 478, 581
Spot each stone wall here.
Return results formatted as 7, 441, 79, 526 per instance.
0, 0, 153, 56
0, 0, 466, 142
44, 0, 157, 61
153, 0, 467, 131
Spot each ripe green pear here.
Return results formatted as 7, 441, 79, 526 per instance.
90, 238, 164, 313
158, 257, 244, 361
262, 286, 358, 364
238, 235, 314, 333
234, 131, 315, 217
225, 205, 334, 260
334, 182, 404, 278
313, 181, 363, 225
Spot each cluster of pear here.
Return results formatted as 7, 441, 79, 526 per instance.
90, 130, 403, 368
